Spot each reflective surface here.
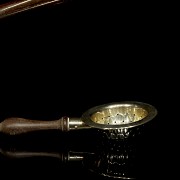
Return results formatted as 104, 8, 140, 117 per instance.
0, 102, 169, 180
0, 110, 163, 180
0, 146, 136, 179
0, 130, 151, 179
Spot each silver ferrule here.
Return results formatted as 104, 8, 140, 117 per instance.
69, 118, 91, 130
68, 151, 84, 161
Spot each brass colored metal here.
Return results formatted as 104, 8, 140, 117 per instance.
91, 106, 147, 124
82, 101, 157, 130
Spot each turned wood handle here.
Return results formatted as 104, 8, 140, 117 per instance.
0, 117, 69, 135
0, 0, 65, 18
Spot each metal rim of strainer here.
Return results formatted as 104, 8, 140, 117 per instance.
81, 101, 157, 130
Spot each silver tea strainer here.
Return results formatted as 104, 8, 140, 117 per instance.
0, 101, 157, 138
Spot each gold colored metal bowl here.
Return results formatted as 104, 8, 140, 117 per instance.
82, 101, 157, 130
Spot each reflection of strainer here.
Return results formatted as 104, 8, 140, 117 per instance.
0, 139, 138, 179
0, 149, 136, 179
0, 101, 157, 138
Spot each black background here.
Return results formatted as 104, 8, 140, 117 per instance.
0, 1, 176, 179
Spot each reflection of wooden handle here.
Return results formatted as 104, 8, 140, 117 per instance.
0, 149, 84, 162
0, 117, 69, 135
0, 150, 61, 158
0, 0, 65, 18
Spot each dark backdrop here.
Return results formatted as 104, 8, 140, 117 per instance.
0, 1, 175, 179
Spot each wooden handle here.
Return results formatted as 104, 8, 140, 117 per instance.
0, 117, 69, 135
0, 0, 65, 18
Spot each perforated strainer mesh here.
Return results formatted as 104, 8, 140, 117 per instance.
82, 102, 157, 133
90, 106, 148, 125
